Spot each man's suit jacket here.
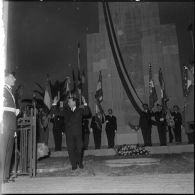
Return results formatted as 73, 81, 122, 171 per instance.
3, 85, 16, 132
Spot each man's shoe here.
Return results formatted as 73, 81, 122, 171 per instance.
3, 178, 15, 183
78, 163, 84, 169
72, 166, 77, 170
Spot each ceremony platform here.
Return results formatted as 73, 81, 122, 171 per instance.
50, 143, 194, 158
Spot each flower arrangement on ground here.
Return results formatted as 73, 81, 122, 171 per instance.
115, 144, 150, 157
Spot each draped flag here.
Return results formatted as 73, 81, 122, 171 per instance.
158, 68, 168, 107
95, 71, 103, 103
77, 70, 82, 95
44, 77, 52, 110
149, 64, 158, 109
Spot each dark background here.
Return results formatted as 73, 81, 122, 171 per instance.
6, 1, 194, 99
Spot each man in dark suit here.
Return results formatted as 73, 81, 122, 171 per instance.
154, 104, 167, 146
50, 101, 65, 151
82, 107, 92, 150
138, 104, 154, 146
90, 112, 105, 149
171, 105, 183, 143
52, 93, 89, 170
2, 70, 20, 183
105, 108, 117, 148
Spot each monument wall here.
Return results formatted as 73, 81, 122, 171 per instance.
86, 2, 187, 147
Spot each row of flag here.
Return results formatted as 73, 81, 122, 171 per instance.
149, 64, 168, 109
43, 41, 193, 112
43, 42, 86, 110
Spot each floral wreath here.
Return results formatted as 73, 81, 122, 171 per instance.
115, 144, 150, 157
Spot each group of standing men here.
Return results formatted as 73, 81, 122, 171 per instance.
50, 94, 117, 171
51, 101, 118, 151
138, 103, 183, 146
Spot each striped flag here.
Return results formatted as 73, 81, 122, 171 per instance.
158, 67, 168, 106
44, 77, 52, 110
77, 70, 82, 95
95, 71, 103, 103
149, 64, 158, 109
65, 76, 71, 95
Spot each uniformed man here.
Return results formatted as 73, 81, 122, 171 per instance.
52, 93, 90, 170
171, 105, 183, 143
2, 70, 19, 183
105, 108, 117, 148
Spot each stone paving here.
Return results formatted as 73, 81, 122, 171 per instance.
1, 145, 194, 194
2, 174, 194, 194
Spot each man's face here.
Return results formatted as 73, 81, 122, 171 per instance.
157, 105, 162, 111
108, 109, 112, 115
5, 74, 16, 87
143, 105, 148, 111
68, 98, 76, 108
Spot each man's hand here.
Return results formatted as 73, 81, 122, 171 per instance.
53, 96, 59, 105
90, 128, 93, 133
81, 96, 87, 105
16, 109, 20, 116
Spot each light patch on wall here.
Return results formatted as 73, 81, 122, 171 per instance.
0, 1, 7, 133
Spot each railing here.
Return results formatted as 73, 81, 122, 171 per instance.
13, 107, 37, 178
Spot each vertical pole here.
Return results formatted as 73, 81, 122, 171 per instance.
33, 106, 37, 176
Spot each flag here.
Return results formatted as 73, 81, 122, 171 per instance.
65, 76, 71, 95
95, 103, 100, 114
72, 69, 76, 93
149, 64, 158, 109
95, 71, 103, 103
44, 77, 52, 110
77, 70, 82, 95
183, 65, 194, 96
158, 67, 168, 106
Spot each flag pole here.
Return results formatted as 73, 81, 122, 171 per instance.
77, 41, 82, 105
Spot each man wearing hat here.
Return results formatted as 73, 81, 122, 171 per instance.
52, 93, 90, 170
2, 70, 20, 183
